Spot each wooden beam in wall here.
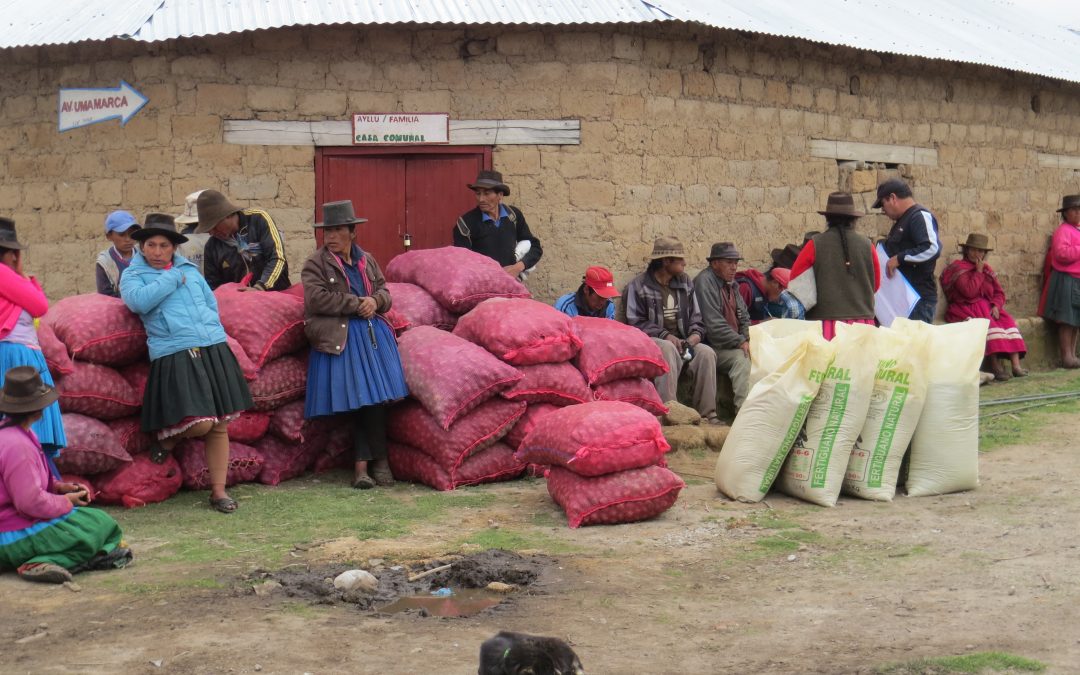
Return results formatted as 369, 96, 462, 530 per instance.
224, 119, 581, 146
810, 139, 938, 166
1037, 153, 1080, 170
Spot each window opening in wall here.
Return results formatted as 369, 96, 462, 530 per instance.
1031, 94, 1042, 113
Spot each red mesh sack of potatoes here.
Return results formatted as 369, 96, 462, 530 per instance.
120, 361, 151, 401
227, 335, 260, 381
256, 434, 322, 486
504, 403, 560, 450
93, 455, 183, 508
311, 423, 353, 472
281, 283, 306, 302
502, 362, 591, 406
453, 298, 582, 365
56, 362, 140, 420
572, 316, 668, 386
38, 322, 75, 377
591, 377, 669, 416
397, 326, 522, 429
229, 410, 272, 444
249, 355, 307, 411
386, 282, 457, 331
546, 465, 685, 528
516, 401, 671, 476
175, 440, 264, 489
387, 441, 525, 491
385, 247, 530, 313
44, 294, 148, 367
388, 398, 525, 467
54, 414, 132, 475
214, 283, 306, 367
384, 308, 410, 336
108, 416, 152, 457
269, 400, 338, 444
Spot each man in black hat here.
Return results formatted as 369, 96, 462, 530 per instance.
196, 189, 291, 291
874, 178, 941, 323
693, 242, 751, 412
453, 170, 542, 279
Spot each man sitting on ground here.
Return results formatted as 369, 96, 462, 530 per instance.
554, 265, 619, 319
625, 237, 722, 425
762, 267, 805, 320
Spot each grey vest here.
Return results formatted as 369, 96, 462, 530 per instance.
808, 227, 875, 320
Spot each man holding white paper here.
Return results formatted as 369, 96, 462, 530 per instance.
874, 178, 941, 323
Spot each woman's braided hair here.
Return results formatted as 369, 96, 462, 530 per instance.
826, 215, 857, 275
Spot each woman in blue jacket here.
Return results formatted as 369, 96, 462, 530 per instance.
120, 214, 253, 514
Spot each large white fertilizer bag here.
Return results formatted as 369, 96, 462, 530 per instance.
777, 323, 878, 507
894, 318, 987, 496
749, 319, 824, 390
715, 330, 835, 502
842, 327, 930, 501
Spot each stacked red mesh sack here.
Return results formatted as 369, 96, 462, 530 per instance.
515, 401, 686, 528
37, 287, 352, 508
383, 247, 537, 490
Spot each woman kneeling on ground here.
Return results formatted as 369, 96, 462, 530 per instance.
940, 233, 1028, 380
0, 366, 131, 583
120, 214, 253, 514
301, 201, 409, 490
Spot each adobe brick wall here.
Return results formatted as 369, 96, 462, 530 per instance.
1, 23, 1079, 324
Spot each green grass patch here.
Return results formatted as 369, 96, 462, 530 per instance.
459, 527, 583, 555
754, 528, 822, 553
980, 370, 1080, 450
877, 651, 1045, 674
107, 477, 498, 570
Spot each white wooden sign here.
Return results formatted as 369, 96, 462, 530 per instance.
58, 81, 148, 132
352, 113, 449, 145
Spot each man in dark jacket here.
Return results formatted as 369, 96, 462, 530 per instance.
875, 178, 941, 322
453, 170, 542, 280
694, 242, 751, 411
196, 189, 291, 291
625, 236, 720, 424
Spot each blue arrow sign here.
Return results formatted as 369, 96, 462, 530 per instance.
58, 80, 149, 133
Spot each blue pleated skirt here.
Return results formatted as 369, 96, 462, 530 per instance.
0, 342, 67, 461
304, 317, 409, 419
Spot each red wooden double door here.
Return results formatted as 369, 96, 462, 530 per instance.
315, 146, 491, 266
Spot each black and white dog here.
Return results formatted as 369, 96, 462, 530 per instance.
478, 631, 585, 675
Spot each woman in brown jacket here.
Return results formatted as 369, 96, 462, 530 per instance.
302, 201, 408, 489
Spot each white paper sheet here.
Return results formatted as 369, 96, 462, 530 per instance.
874, 243, 920, 327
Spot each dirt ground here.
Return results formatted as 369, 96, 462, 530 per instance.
3, 414, 1079, 675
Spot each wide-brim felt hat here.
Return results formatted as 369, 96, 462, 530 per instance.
0, 366, 59, 414
960, 233, 992, 251
1057, 195, 1080, 213
132, 213, 189, 245
647, 236, 686, 261
195, 190, 242, 234
818, 192, 863, 218
706, 241, 743, 261
0, 217, 26, 250
315, 200, 368, 228
468, 170, 510, 196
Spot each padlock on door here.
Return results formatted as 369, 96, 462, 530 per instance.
402, 232, 412, 250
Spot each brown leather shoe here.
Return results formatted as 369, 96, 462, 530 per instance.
370, 459, 395, 487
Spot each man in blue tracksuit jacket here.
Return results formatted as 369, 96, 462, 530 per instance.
874, 178, 942, 323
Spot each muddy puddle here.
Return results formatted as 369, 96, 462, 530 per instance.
244, 549, 551, 616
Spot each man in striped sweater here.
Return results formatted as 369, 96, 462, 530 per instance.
196, 189, 291, 291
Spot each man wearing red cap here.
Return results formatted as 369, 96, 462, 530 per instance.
762, 267, 805, 320
554, 266, 619, 319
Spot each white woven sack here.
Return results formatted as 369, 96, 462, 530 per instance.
894, 318, 986, 496
748, 319, 824, 391
777, 323, 878, 507
842, 327, 930, 501
715, 330, 835, 502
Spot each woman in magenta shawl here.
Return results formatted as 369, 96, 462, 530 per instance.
940, 233, 1027, 380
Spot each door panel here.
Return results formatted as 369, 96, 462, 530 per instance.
316, 147, 491, 267
405, 155, 487, 253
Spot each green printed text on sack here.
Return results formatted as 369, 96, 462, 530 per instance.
811, 382, 849, 488
869, 386, 908, 487
760, 393, 815, 492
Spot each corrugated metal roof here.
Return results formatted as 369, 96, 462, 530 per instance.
1, 0, 1079, 84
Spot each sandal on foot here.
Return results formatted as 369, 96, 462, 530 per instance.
148, 442, 170, 465
1012, 368, 1028, 378
370, 460, 395, 487
351, 474, 376, 490
209, 496, 238, 514
71, 547, 133, 573
18, 562, 73, 584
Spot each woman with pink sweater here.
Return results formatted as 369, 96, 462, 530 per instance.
0, 367, 130, 583
1041, 195, 1080, 368
0, 218, 66, 472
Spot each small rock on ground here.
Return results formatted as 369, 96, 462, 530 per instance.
663, 401, 701, 426
703, 425, 729, 451
663, 424, 707, 452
